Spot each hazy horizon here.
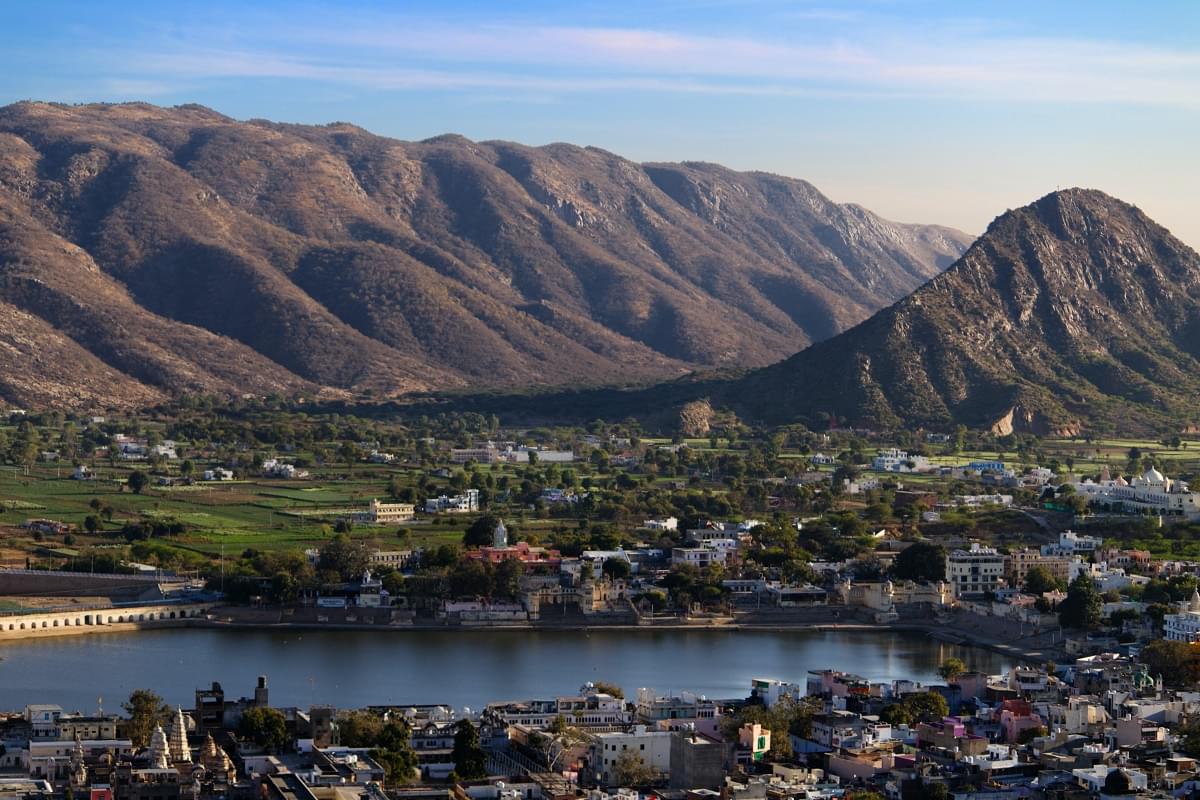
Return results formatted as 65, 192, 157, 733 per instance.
4, 0, 1198, 246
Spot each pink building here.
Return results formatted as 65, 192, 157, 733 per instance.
998, 699, 1044, 743
466, 541, 562, 570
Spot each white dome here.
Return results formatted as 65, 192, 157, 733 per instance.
1145, 467, 1165, 482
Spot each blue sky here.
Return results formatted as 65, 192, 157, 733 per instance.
3, 0, 1199, 245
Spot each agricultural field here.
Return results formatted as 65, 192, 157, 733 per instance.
0, 460, 476, 567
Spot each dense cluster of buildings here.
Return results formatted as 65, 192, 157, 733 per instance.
6, 649, 1200, 800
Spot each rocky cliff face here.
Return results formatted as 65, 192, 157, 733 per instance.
733, 189, 1200, 435
0, 101, 969, 409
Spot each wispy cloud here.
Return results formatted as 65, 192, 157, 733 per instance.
84, 9, 1200, 108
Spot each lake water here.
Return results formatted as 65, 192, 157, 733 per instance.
0, 628, 1011, 712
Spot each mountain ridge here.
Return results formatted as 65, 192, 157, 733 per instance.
0, 100, 971, 409
731, 188, 1200, 436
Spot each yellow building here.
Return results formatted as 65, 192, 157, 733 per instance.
361, 499, 415, 525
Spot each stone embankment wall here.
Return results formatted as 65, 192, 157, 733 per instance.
0, 602, 214, 640
0, 568, 189, 598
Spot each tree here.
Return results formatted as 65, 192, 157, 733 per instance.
371, 746, 418, 785
611, 751, 658, 787
1177, 717, 1200, 756
601, 558, 632, 581
830, 465, 859, 495
1059, 573, 1102, 630
180, 459, 194, 477
592, 681, 625, 699
451, 719, 487, 780
1017, 725, 1047, 744
892, 542, 946, 582
127, 470, 148, 494
1024, 565, 1064, 594
238, 707, 289, 751
1141, 639, 1200, 686
318, 535, 370, 581
84, 515, 101, 534
901, 691, 949, 722
371, 719, 417, 785
338, 441, 361, 475
879, 704, 912, 726
463, 515, 500, 548
123, 689, 168, 748
447, 559, 493, 598
337, 711, 384, 747
492, 558, 523, 601
937, 657, 967, 683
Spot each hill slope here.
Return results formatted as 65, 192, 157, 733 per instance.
734, 189, 1200, 435
0, 101, 969, 409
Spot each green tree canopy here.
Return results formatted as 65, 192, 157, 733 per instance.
238, 707, 289, 751
463, 515, 501, 548
899, 691, 949, 722
892, 542, 946, 582
602, 558, 632, 581
1059, 573, 1102, 630
1024, 565, 1064, 594
452, 720, 487, 780
127, 470, 149, 494
318, 534, 370, 582
612, 751, 658, 787
937, 657, 967, 682
123, 689, 169, 748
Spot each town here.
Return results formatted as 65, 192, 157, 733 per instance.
5, 404, 1200, 798
1, 650, 1199, 800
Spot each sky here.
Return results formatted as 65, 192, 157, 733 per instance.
2, 0, 1199, 245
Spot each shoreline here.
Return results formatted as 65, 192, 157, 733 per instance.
0, 612, 1058, 664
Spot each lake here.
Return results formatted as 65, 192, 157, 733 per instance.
0, 627, 1011, 712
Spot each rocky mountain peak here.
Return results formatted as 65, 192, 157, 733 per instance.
730, 188, 1200, 436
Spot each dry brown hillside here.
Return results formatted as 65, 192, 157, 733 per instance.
0, 101, 971, 410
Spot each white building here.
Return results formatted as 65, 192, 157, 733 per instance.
1165, 590, 1200, 642
871, 449, 930, 473
671, 543, 732, 569
749, 678, 804, 708
643, 517, 678, 531
202, 468, 234, 481
425, 489, 480, 513
450, 447, 500, 464
844, 477, 882, 495
588, 726, 673, 786
1042, 530, 1104, 556
952, 494, 1013, 508
262, 459, 309, 479
1074, 466, 1200, 519
945, 543, 1005, 597
487, 686, 632, 729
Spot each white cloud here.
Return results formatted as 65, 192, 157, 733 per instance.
89, 12, 1200, 108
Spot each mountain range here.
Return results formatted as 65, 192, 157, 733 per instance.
412, 188, 1200, 438
0, 101, 970, 410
